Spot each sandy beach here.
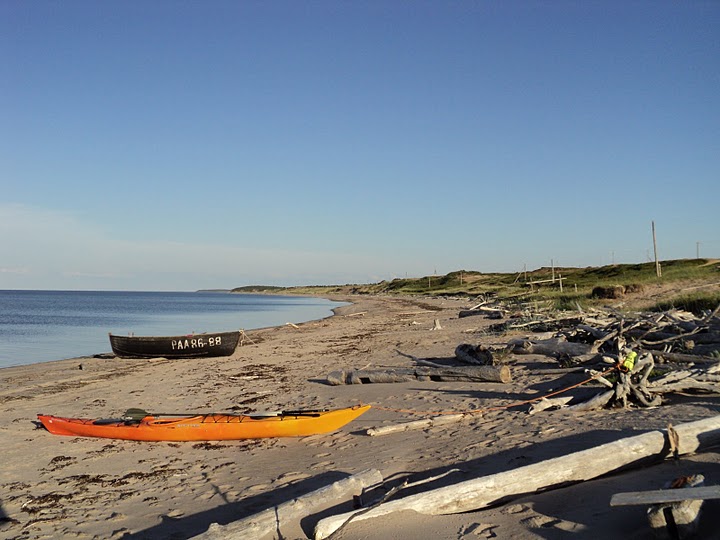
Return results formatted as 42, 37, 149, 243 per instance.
1, 294, 719, 540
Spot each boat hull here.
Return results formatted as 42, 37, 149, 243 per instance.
37, 405, 370, 441
108, 331, 240, 359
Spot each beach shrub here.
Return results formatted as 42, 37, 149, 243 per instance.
652, 291, 720, 316
591, 285, 625, 299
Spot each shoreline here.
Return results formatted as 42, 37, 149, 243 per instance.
0, 295, 353, 381
1, 294, 718, 539
0, 292, 347, 371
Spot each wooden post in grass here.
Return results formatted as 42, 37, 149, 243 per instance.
653, 221, 662, 278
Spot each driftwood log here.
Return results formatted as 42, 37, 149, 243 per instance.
459, 308, 504, 319
647, 363, 720, 395
366, 414, 471, 437
454, 344, 495, 365
645, 474, 706, 539
327, 365, 511, 385
500, 302, 720, 362
191, 469, 383, 540
566, 389, 615, 412
646, 350, 720, 364
610, 482, 720, 507
527, 396, 573, 414
499, 302, 720, 409
314, 416, 720, 539
612, 476, 718, 538
509, 337, 592, 357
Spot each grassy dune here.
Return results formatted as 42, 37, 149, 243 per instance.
233, 258, 720, 314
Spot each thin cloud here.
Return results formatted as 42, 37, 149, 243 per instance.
0, 267, 30, 275
0, 203, 394, 290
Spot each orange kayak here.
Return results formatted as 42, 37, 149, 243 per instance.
37, 405, 370, 442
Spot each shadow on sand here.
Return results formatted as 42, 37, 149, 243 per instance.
120, 424, 713, 539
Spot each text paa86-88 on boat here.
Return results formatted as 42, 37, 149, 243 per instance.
172, 335, 223, 351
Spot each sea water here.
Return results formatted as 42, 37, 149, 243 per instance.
0, 290, 346, 369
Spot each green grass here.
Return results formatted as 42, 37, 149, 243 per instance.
230, 258, 720, 312
652, 291, 720, 315
230, 285, 287, 293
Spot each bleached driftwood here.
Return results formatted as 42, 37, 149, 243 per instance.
611, 484, 720, 506
612, 475, 717, 538
646, 350, 720, 364
510, 337, 591, 357
314, 416, 720, 539
612, 352, 663, 409
586, 369, 614, 388
646, 474, 707, 539
192, 468, 382, 540
649, 379, 720, 394
366, 414, 469, 437
527, 396, 572, 414
327, 370, 411, 385
565, 390, 615, 412
327, 365, 511, 385
646, 363, 720, 395
508, 304, 719, 369
326, 468, 462, 538
576, 324, 610, 340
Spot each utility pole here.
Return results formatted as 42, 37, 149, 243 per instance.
652, 221, 662, 278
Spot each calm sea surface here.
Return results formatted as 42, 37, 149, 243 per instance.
0, 290, 346, 369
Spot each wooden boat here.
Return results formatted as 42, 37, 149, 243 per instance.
108, 330, 240, 359
37, 405, 371, 441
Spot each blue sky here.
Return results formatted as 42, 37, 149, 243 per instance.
2, 1, 718, 291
